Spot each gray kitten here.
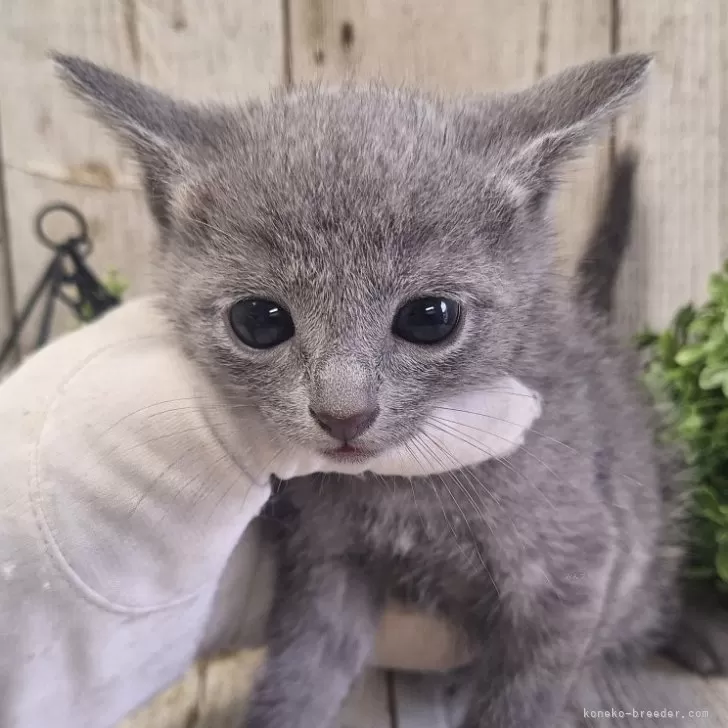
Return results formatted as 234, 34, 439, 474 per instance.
54, 53, 709, 728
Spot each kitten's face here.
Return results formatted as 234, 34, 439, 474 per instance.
55, 53, 650, 467
163, 91, 534, 462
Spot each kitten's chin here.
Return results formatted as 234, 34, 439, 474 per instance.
322, 444, 376, 463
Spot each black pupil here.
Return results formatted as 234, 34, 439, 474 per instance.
230, 299, 295, 349
393, 297, 460, 344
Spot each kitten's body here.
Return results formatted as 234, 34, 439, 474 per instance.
257, 260, 683, 728
54, 54, 701, 728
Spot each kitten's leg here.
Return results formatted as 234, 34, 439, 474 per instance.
461, 647, 584, 728
238, 558, 383, 728
458, 600, 600, 728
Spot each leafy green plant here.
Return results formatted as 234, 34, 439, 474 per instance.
637, 261, 728, 589
78, 268, 129, 323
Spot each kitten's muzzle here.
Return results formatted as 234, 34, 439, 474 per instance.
309, 406, 380, 443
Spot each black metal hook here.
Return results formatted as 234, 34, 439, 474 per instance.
35, 202, 91, 256
0, 203, 121, 371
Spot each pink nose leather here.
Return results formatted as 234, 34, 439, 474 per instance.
309, 407, 380, 442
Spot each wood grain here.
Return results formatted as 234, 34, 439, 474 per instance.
121, 651, 393, 728
193, 650, 265, 728
193, 652, 392, 728
118, 663, 201, 728
0, 0, 148, 354
0, 109, 16, 375
290, 0, 543, 91
0, 0, 284, 357
0, 2, 726, 726
289, 0, 614, 277
338, 670, 392, 728
614, 0, 727, 335
134, 0, 284, 101
540, 0, 613, 274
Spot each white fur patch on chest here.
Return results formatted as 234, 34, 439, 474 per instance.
253, 377, 542, 481
366, 376, 542, 477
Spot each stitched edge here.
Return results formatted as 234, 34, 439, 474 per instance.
29, 334, 213, 615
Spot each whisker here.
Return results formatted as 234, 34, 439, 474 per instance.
420, 431, 530, 566
203, 456, 260, 529
419, 422, 504, 502
165, 450, 233, 513
256, 446, 286, 483
431, 415, 565, 491
98, 397, 215, 438
418, 437, 492, 532
425, 417, 525, 496
434, 405, 576, 453
409, 436, 469, 543
147, 401, 259, 418
96, 396, 258, 440
410, 435, 500, 596
107, 420, 236, 459
450, 389, 539, 400
418, 429, 499, 513
372, 471, 395, 495
402, 441, 430, 530
425, 418, 557, 511
191, 453, 242, 509
433, 405, 643, 488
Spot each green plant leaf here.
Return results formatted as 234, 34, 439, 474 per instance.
635, 330, 658, 349
699, 364, 728, 390
673, 305, 696, 338
693, 486, 726, 525
694, 486, 721, 511
689, 316, 712, 337
675, 345, 706, 367
679, 411, 704, 438
716, 542, 728, 583
709, 273, 728, 302
639, 261, 728, 591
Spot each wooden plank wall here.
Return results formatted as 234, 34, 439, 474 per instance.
0, 0, 724, 367
288, 0, 612, 275
614, 0, 728, 335
0, 2, 724, 724
0, 0, 284, 369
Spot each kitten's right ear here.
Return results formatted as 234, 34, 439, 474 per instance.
470, 53, 652, 205
53, 53, 210, 227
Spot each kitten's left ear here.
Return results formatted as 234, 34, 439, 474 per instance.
480, 53, 653, 200
53, 53, 224, 228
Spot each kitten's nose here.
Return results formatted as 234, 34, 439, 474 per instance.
309, 407, 380, 442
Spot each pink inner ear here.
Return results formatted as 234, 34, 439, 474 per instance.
172, 176, 215, 230
504, 123, 594, 195
461, 54, 651, 198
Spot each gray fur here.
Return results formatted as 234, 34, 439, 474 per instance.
55, 53, 696, 728
576, 151, 637, 317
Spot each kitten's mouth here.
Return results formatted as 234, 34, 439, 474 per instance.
323, 444, 375, 462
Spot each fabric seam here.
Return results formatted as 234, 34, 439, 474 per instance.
29, 334, 210, 615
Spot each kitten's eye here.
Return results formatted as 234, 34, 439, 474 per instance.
229, 299, 295, 349
392, 297, 461, 345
